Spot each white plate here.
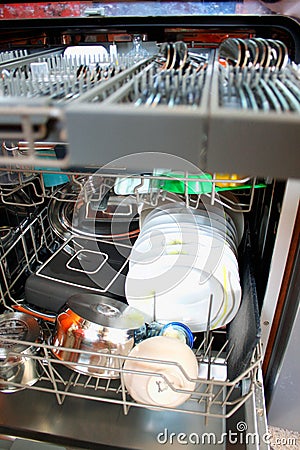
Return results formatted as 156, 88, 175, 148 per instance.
193, 209, 238, 242
139, 197, 185, 227
126, 263, 224, 311
141, 216, 234, 242
134, 224, 237, 264
142, 212, 238, 247
130, 242, 209, 267
126, 245, 241, 331
140, 222, 200, 239
126, 265, 240, 331
131, 230, 239, 272
142, 201, 231, 229
182, 260, 241, 330
141, 202, 189, 225
171, 213, 237, 241
134, 226, 204, 251
219, 192, 245, 245
135, 224, 229, 251
131, 234, 240, 280
141, 205, 239, 254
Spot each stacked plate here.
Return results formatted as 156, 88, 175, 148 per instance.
125, 200, 242, 332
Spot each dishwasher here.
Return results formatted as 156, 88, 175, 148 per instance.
0, 2, 299, 449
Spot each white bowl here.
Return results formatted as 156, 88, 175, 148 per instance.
123, 336, 198, 408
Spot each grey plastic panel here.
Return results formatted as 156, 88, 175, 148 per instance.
66, 103, 208, 170
206, 110, 300, 179
207, 61, 300, 179
0, 46, 298, 178
65, 53, 213, 170
66, 54, 300, 177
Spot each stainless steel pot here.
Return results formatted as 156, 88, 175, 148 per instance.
51, 294, 151, 378
47, 179, 139, 246
0, 312, 43, 393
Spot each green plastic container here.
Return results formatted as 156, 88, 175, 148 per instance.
160, 172, 213, 194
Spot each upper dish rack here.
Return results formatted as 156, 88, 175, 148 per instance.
0, 39, 298, 178
0, 164, 259, 213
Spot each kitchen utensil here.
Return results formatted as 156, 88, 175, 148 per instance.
123, 336, 198, 408
0, 312, 43, 392
219, 191, 245, 245
24, 236, 131, 315
159, 172, 213, 194
126, 254, 241, 332
51, 294, 151, 378
48, 181, 139, 245
139, 215, 237, 256
159, 322, 194, 348
126, 205, 241, 331
34, 147, 69, 188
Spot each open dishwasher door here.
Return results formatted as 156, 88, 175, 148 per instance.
0, 2, 299, 449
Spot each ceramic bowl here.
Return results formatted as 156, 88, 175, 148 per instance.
123, 336, 198, 408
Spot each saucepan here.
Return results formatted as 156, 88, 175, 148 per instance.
50, 294, 151, 378
0, 312, 43, 392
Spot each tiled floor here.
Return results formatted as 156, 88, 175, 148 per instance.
269, 426, 300, 450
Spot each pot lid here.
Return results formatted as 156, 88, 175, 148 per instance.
48, 178, 139, 245
68, 294, 151, 330
0, 312, 42, 356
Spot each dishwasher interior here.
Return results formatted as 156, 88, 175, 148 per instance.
0, 11, 298, 449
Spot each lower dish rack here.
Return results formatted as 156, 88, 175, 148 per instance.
0, 204, 262, 420
0, 326, 262, 419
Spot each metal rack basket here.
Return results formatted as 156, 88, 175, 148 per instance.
0, 203, 262, 419
0, 38, 298, 178
0, 326, 262, 419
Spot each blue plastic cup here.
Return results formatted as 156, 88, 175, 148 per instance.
159, 322, 194, 348
35, 149, 69, 187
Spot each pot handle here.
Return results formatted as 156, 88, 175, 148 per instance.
12, 304, 56, 323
